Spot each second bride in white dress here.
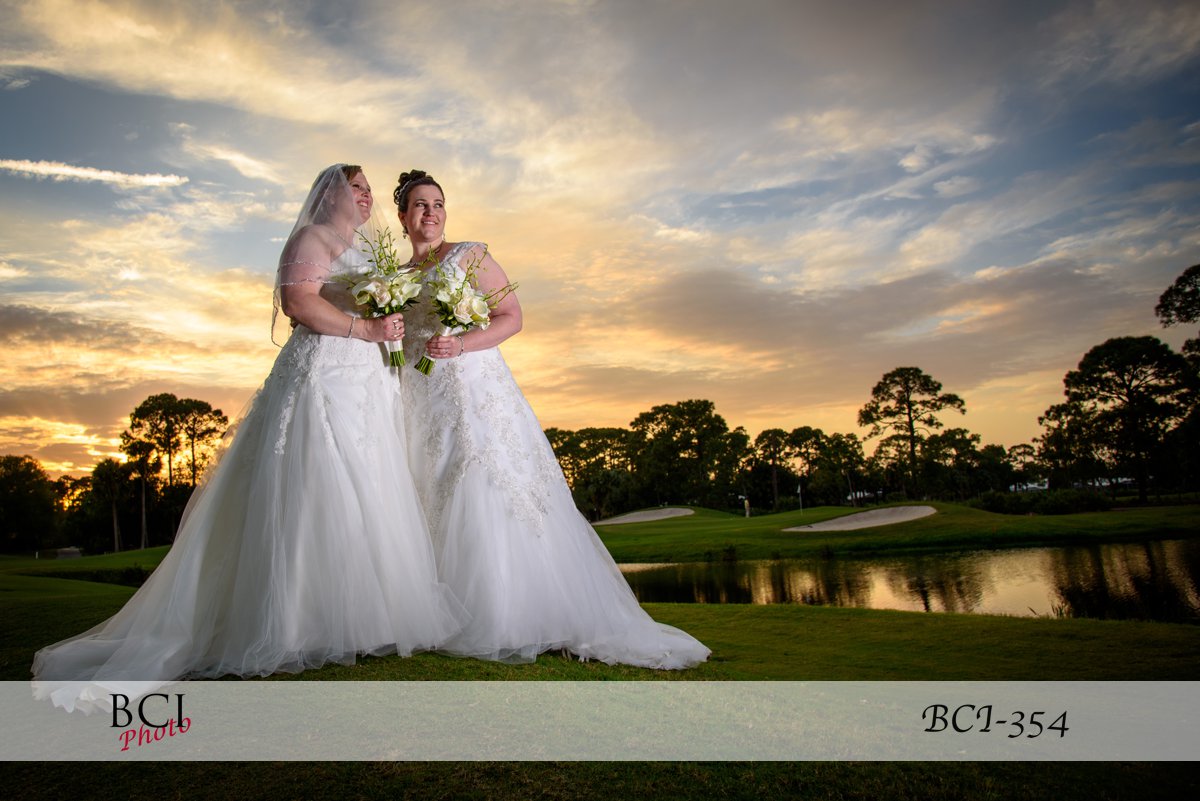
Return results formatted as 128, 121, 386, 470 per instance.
394, 170, 709, 669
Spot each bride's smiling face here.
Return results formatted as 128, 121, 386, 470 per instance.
346, 171, 373, 224
402, 184, 446, 242
326, 170, 373, 227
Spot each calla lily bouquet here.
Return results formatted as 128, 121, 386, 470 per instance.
346, 228, 423, 367
415, 245, 517, 375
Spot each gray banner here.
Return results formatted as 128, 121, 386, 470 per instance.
3, 681, 1195, 761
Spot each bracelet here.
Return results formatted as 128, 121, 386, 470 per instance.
346, 317, 355, 338
456, 336, 465, 356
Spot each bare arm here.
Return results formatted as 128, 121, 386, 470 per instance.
426, 246, 522, 358
278, 229, 404, 342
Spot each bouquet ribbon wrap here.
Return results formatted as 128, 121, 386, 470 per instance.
415, 325, 463, 376
384, 334, 405, 367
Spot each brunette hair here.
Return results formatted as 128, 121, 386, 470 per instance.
393, 169, 443, 212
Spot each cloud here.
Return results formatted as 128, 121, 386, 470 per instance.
771, 212, 916, 290
0, 200, 281, 385
1037, 0, 1200, 89
0, 260, 27, 280
0, 159, 188, 187
933, 176, 981, 198
746, 106, 998, 185
3, 0, 1200, 473
3, 0, 443, 153
898, 168, 1102, 271
1088, 117, 1200, 168
0, 301, 270, 473
900, 146, 934, 174
185, 145, 281, 184
0, 66, 34, 91
510, 221, 1185, 447
0, 414, 124, 474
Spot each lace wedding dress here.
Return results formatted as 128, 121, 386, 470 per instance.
401, 242, 709, 669
33, 248, 466, 712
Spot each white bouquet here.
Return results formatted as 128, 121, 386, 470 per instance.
347, 229, 423, 367
415, 245, 517, 375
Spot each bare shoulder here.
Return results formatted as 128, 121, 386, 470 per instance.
290, 223, 338, 251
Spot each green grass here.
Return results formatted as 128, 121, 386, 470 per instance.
595, 502, 1200, 562
11, 501, 1196, 570
1, 547, 172, 570
5, 508, 1199, 799
1, 761, 1195, 801
4, 545, 169, 586
6, 571, 1198, 683
8, 578, 1194, 801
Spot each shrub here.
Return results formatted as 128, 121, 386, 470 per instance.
970, 489, 1112, 515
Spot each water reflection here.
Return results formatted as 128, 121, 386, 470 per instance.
619, 539, 1200, 622
1047, 540, 1200, 622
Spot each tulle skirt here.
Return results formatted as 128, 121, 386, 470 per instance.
33, 328, 466, 711
435, 463, 710, 668
404, 345, 709, 670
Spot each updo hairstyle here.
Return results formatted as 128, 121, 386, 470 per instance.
393, 169, 443, 213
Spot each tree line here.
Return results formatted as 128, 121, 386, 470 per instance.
0, 394, 227, 554
2, 266, 1196, 552
548, 265, 1199, 519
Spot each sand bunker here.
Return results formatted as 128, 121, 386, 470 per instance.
783, 505, 936, 532
594, 508, 696, 525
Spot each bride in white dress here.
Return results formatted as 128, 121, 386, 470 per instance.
393, 170, 709, 669
33, 165, 465, 711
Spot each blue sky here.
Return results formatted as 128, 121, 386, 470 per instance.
1, 0, 1198, 475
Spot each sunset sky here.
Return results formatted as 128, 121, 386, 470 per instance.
2, 0, 1198, 477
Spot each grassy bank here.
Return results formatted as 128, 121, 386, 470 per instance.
594, 502, 1200, 562
10, 502, 1198, 572
5, 502, 1199, 680
5, 512, 1198, 800
5, 570, 1198, 682
4, 579, 1199, 801
2, 761, 1196, 801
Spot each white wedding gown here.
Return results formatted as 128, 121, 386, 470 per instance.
401, 242, 709, 669
33, 248, 466, 712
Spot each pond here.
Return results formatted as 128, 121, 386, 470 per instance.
618, 538, 1200, 622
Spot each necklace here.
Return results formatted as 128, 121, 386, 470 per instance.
329, 225, 357, 251
412, 237, 451, 268
407, 236, 447, 268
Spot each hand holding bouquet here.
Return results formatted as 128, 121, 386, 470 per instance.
347, 229, 423, 367
415, 246, 517, 375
